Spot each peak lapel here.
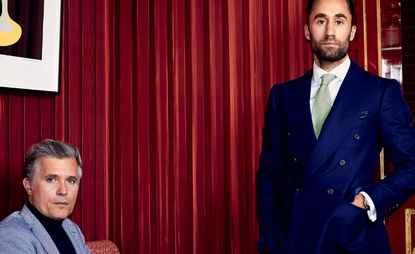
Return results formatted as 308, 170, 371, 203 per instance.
284, 71, 317, 160
303, 63, 375, 179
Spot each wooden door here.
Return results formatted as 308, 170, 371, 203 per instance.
353, 1, 413, 254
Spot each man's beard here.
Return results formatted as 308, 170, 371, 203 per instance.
310, 35, 351, 63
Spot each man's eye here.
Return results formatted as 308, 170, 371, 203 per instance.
316, 19, 326, 25
46, 177, 56, 183
335, 20, 344, 25
67, 178, 77, 184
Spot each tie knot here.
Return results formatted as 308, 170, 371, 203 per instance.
321, 73, 336, 86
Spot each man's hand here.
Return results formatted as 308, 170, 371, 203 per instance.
352, 194, 367, 210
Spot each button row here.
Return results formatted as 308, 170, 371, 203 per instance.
291, 158, 346, 166
295, 188, 335, 195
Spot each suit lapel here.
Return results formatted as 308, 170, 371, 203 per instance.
284, 71, 317, 161
63, 220, 84, 253
303, 63, 376, 179
21, 205, 60, 253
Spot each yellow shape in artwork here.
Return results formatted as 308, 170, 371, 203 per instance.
0, 0, 22, 46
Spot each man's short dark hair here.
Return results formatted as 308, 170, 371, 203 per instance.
307, 0, 356, 24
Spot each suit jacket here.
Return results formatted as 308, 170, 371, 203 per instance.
256, 62, 415, 254
0, 205, 91, 254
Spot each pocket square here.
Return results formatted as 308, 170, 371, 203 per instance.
358, 111, 368, 119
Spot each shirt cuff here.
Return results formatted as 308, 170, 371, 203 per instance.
360, 191, 377, 222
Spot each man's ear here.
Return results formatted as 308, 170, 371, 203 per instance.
23, 178, 33, 195
350, 25, 357, 41
304, 24, 311, 41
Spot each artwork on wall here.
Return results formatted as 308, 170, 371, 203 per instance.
0, 0, 61, 92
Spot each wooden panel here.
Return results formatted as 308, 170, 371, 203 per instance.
388, 1, 415, 254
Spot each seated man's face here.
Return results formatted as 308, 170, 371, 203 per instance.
23, 157, 80, 220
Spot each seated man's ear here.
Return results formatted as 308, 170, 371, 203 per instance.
304, 24, 311, 41
23, 178, 33, 195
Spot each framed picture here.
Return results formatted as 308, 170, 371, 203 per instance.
0, 0, 62, 92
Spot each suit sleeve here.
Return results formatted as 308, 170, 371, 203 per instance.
365, 79, 415, 219
0, 224, 37, 254
256, 85, 289, 253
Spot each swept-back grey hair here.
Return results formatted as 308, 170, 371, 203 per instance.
24, 139, 83, 182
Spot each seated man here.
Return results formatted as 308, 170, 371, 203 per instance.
0, 139, 91, 254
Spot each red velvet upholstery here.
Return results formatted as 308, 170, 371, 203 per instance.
86, 240, 120, 254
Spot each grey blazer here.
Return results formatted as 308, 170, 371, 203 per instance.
0, 205, 91, 254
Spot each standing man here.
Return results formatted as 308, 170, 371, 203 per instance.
0, 139, 91, 254
256, 0, 415, 253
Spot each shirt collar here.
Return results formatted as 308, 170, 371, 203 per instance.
312, 57, 351, 85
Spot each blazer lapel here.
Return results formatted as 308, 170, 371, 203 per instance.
303, 63, 377, 179
21, 205, 60, 253
63, 220, 85, 253
284, 71, 317, 162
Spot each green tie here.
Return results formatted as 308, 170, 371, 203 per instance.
312, 73, 336, 138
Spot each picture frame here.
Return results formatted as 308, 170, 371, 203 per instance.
0, 0, 62, 92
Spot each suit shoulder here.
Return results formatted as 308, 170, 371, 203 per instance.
0, 211, 33, 236
0, 212, 38, 253
270, 70, 312, 93
350, 62, 399, 86
273, 70, 312, 87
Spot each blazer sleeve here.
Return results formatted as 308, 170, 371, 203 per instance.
365, 79, 415, 219
0, 220, 38, 254
256, 85, 289, 253
0, 238, 35, 254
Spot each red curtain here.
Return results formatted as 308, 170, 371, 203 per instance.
0, 0, 311, 253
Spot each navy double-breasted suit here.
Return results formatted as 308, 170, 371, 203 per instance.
256, 62, 415, 254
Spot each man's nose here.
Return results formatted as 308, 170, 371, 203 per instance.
326, 21, 335, 36
57, 182, 68, 195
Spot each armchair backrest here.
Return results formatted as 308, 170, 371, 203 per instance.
86, 239, 120, 254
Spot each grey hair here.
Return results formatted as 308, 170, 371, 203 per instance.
24, 139, 83, 182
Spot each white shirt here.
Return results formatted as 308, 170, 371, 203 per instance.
310, 57, 377, 222
310, 57, 350, 111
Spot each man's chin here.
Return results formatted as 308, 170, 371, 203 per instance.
317, 49, 347, 62
320, 47, 339, 56
315, 44, 349, 63
50, 210, 71, 220
322, 55, 347, 63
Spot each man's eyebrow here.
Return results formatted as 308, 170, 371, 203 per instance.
43, 174, 78, 180
313, 13, 349, 20
44, 174, 58, 178
313, 13, 327, 20
335, 13, 348, 19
